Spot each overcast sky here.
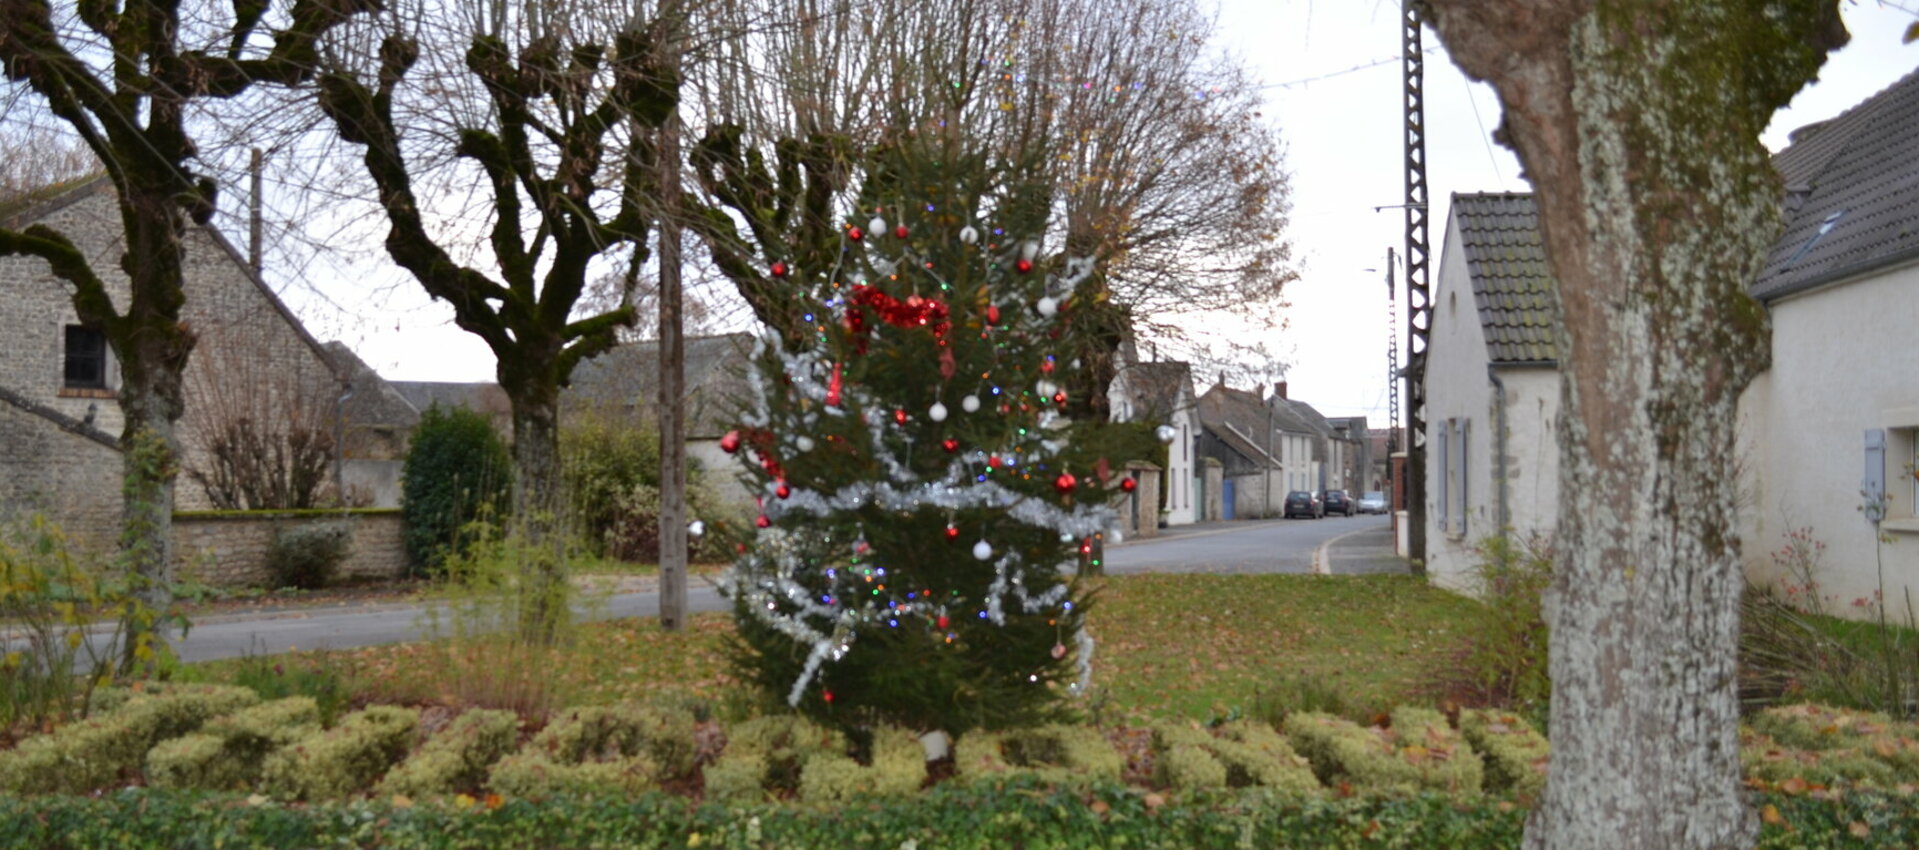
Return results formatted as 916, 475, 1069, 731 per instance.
297, 1, 1919, 426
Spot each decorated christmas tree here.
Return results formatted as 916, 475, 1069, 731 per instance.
719, 140, 1143, 739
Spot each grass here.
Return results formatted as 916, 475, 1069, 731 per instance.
186, 573, 1481, 724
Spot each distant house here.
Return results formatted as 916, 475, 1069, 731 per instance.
1108, 358, 1201, 526
1421, 65, 1919, 614
0, 175, 408, 534
1197, 381, 1320, 519
565, 333, 757, 509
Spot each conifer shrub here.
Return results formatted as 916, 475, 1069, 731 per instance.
144, 697, 321, 790
400, 404, 511, 572
952, 724, 1123, 786
377, 709, 521, 798
262, 706, 419, 801
1457, 709, 1550, 798
1284, 708, 1483, 796
0, 684, 258, 794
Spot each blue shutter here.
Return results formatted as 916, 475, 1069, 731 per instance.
1437, 420, 1451, 530
1460, 419, 1471, 536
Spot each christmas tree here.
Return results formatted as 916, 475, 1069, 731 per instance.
720, 140, 1140, 738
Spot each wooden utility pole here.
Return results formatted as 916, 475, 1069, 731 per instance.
655, 5, 688, 631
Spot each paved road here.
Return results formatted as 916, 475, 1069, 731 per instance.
161, 514, 1398, 663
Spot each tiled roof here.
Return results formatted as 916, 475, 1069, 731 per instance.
1755, 65, 1919, 301
565, 333, 755, 437
1119, 361, 1194, 420
1197, 384, 1281, 469
1450, 192, 1560, 364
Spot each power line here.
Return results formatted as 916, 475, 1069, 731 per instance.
1258, 47, 1441, 91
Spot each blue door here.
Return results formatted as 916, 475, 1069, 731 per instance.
1222, 479, 1236, 520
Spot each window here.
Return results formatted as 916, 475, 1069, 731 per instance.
63, 325, 108, 390
1439, 418, 1470, 537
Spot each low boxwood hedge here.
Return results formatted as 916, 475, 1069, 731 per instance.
0, 782, 1911, 849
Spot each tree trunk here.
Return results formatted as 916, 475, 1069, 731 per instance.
510, 392, 567, 645
1417, 2, 1847, 847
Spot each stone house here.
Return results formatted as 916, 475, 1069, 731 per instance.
1420, 65, 1919, 616
1196, 381, 1321, 519
0, 175, 410, 537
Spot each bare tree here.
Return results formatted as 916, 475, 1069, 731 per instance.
0, 0, 370, 668
1417, 1, 1848, 847
0, 122, 95, 197
181, 342, 338, 510
314, 0, 679, 643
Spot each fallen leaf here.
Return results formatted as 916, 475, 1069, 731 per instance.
1090, 800, 1110, 815
1142, 793, 1165, 810
391, 794, 413, 808
1849, 821, 1871, 838
1779, 777, 1809, 796
1760, 804, 1786, 826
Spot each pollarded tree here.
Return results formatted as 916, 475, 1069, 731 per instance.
1416, 1, 1848, 847
0, 0, 371, 667
314, 1, 680, 643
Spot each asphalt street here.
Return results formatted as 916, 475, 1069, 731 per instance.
156, 514, 1397, 662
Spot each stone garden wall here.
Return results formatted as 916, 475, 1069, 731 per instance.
173, 510, 408, 589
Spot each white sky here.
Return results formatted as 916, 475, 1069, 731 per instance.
291, 1, 1919, 426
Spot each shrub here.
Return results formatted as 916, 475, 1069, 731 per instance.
1283, 708, 1483, 796
0, 684, 258, 795
704, 714, 844, 802
796, 727, 924, 803
1435, 534, 1552, 714
1148, 721, 1321, 794
952, 724, 1123, 786
1458, 709, 1550, 798
1748, 704, 1919, 781
220, 655, 352, 726
265, 521, 351, 590
0, 515, 152, 729
1249, 673, 1355, 727
487, 704, 695, 798
262, 705, 420, 801
378, 709, 521, 798
145, 697, 321, 790
560, 414, 733, 563
1151, 735, 1228, 790
1741, 729, 1899, 788
401, 404, 511, 572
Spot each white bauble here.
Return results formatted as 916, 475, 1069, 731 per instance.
959, 225, 979, 244
972, 540, 993, 561
796, 435, 816, 452
1037, 297, 1058, 317
1155, 424, 1178, 443
1035, 379, 1056, 397
961, 394, 981, 413
1020, 241, 1038, 261
869, 215, 887, 234
929, 402, 948, 422
687, 520, 706, 538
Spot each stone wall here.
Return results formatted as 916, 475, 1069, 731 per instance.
173, 510, 409, 589
0, 399, 123, 547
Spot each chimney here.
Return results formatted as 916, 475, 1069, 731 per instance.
1274, 381, 1288, 400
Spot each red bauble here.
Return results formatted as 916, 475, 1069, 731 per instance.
985, 305, 1001, 325
848, 226, 864, 241
1054, 471, 1077, 495
936, 615, 951, 629
822, 689, 835, 703
826, 362, 843, 407
755, 514, 771, 528
1120, 477, 1138, 493
770, 261, 788, 278
987, 455, 1002, 469
894, 408, 909, 425
944, 525, 960, 542
894, 225, 909, 239
1040, 359, 1054, 373
1015, 258, 1033, 274
942, 438, 960, 453
720, 430, 742, 453
776, 483, 791, 500
1052, 390, 1067, 406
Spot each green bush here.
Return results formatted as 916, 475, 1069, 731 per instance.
704, 714, 844, 802
401, 404, 511, 572
1749, 704, 1919, 781
952, 724, 1123, 786
1284, 708, 1483, 796
487, 704, 695, 798
4, 783, 1914, 850
796, 727, 924, 803
0, 515, 152, 729
378, 709, 521, 798
262, 705, 420, 801
145, 697, 321, 790
1742, 729, 1899, 788
1150, 721, 1321, 794
220, 654, 351, 726
1458, 709, 1550, 798
1250, 672, 1356, 727
265, 521, 352, 590
1439, 535, 1553, 714
0, 684, 258, 795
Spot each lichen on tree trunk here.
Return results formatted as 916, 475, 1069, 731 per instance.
509, 396, 568, 645
1417, 1, 1846, 848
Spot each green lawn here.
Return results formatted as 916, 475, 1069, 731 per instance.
193, 572, 1484, 724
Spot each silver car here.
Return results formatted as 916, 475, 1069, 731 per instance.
1357, 490, 1389, 514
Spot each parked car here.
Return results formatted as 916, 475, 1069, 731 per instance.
1357, 490, 1389, 514
1283, 490, 1323, 519
1322, 489, 1355, 517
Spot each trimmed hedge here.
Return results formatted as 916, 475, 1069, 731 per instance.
147, 697, 322, 791
704, 714, 844, 803
262, 706, 420, 801
796, 727, 924, 804
1749, 704, 1919, 781
0, 784, 1912, 850
488, 704, 695, 798
0, 684, 258, 795
1150, 721, 1321, 793
954, 724, 1124, 786
1284, 708, 1483, 796
1458, 709, 1550, 798
378, 709, 521, 798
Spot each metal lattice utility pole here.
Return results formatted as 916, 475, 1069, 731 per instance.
1401, 0, 1431, 568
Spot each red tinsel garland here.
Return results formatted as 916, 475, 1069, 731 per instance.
849, 285, 951, 339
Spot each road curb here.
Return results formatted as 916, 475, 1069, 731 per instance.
1313, 525, 1379, 575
